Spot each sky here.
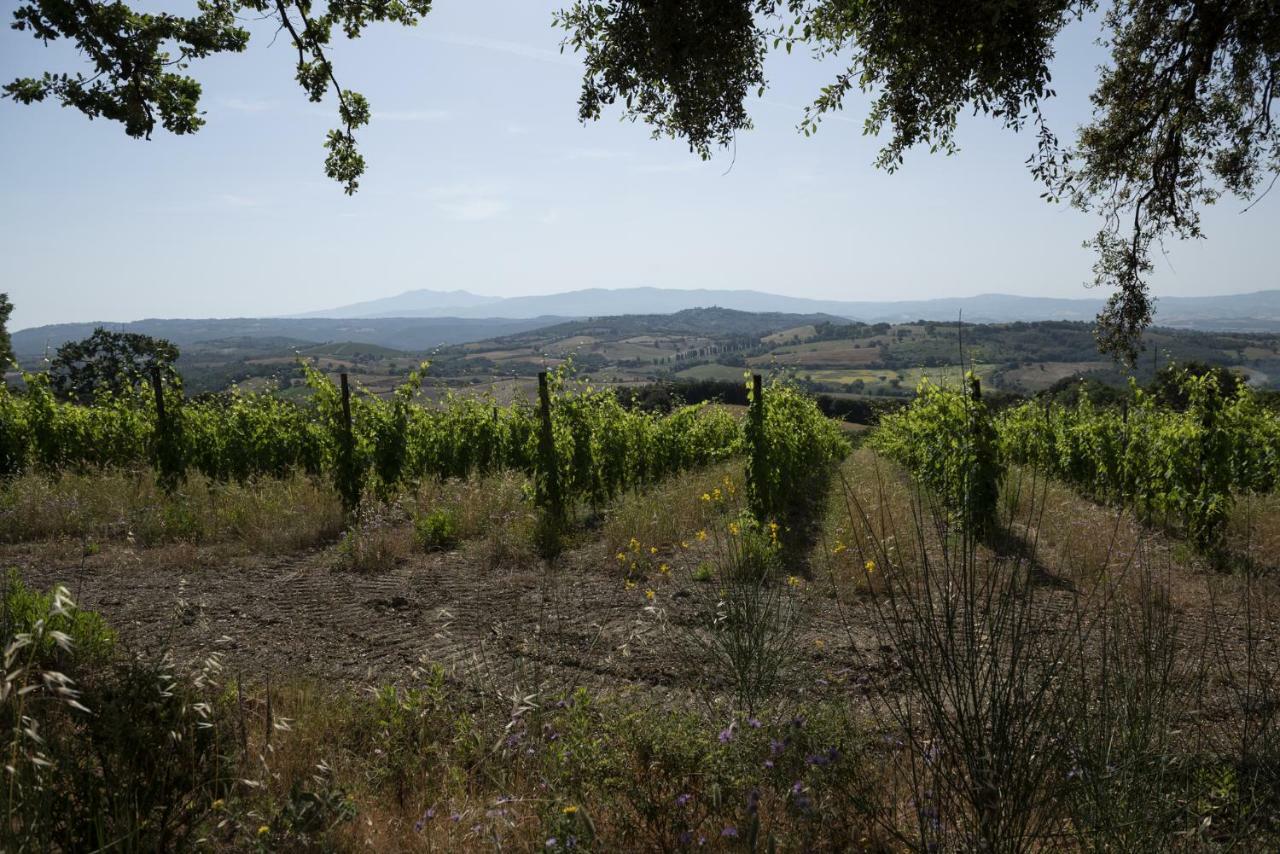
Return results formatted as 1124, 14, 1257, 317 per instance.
1, 1, 1277, 330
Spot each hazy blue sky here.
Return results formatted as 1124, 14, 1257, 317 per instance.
2, 1, 1276, 329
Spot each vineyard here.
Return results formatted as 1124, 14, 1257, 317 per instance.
7, 363, 1280, 851
0, 366, 846, 526
874, 369, 1280, 553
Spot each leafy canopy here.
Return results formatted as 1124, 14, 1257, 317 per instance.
556, 0, 1278, 362
49, 327, 180, 403
6, 1, 1277, 357
4, 0, 433, 195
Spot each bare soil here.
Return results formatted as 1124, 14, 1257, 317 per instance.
3, 536, 894, 706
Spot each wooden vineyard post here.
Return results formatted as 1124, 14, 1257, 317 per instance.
150, 364, 183, 489
748, 373, 768, 521
150, 365, 166, 429
537, 371, 563, 520
337, 372, 359, 511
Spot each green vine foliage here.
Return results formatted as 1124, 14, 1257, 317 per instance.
743, 377, 849, 527
0, 363, 747, 513
871, 375, 1003, 538
999, 370, 1280, 552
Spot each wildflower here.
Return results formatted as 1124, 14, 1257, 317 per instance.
616, 552, 626, 562
728, 521, 740, 536
833, 541, 847, 554
747, 717, 762, 728
721, 826, 739, 838
257, 825, 270, 837
680, 541, 690, 549
649, 546, 658, 555
562, 804, 579, 815
629, 537, 641, 551
658, 563, 670, 575
211, 798, 225, 810
696, 529, 708, 542
624, 580, 636, 591
546, 839, 558, 848
676, 792, 693, 806
701, 493, 712, 502
645, 589, 656, 602
787, 575, 803, 588
718, 724, 735, 743
864, 560, 876, 573
712, 487, 722, 501
814, 638, 825, 650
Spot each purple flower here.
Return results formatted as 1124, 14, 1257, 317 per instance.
675, 793, 692, 807
747, 717, 762, 729
718, 726, 734, 743
546, 839, 557, 848
721, 826, 738, 838
678, 830, 693, 846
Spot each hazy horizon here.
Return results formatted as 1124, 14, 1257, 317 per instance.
4, 0, 1278, 330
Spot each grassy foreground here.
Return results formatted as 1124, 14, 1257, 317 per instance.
3, 449, 1279, 851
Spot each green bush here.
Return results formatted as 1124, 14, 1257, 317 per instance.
414, 507, 460, 552
0, 576, 232, 851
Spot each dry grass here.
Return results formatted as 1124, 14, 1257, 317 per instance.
600, 460, 745, 557
0, 470, 345, 553
410, 471, 537, 570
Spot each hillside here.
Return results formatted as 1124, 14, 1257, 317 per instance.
289, 286, 1280, 331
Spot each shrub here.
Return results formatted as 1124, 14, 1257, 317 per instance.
414, 507, 460, 552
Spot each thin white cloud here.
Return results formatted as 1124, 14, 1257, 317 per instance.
425, 183, 511, 222
424, 32, 576, 66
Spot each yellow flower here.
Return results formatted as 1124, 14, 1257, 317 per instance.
563, 805, 579, 815
211, 799, 225, 810
728, 521, 740, 536
696, 529, 708, 542
701, 492, 712, 502
833, 541, 847, 554
712, 487, 722, 501
814, 638, 826, 650
629, 537, 641, 552
258, 825, 270, 837
645, 589, 656, 601
680, 540, 690, 549
864, 560, 876, 573
659, 563, 671, 575
786, 575, 803, 588
616, 552, 626, 562
649, 546, 658, 555
624, 579, 636, 591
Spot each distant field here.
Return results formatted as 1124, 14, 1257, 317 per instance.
762, 324, 818, 344
998, 361, 1114, 392
749, 339, 882, 368
675, 363, 749, 381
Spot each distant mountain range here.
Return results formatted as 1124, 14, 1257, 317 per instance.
293, 286, 1280, 331
10, 316, 568, 360
13, 287, 1280, 361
